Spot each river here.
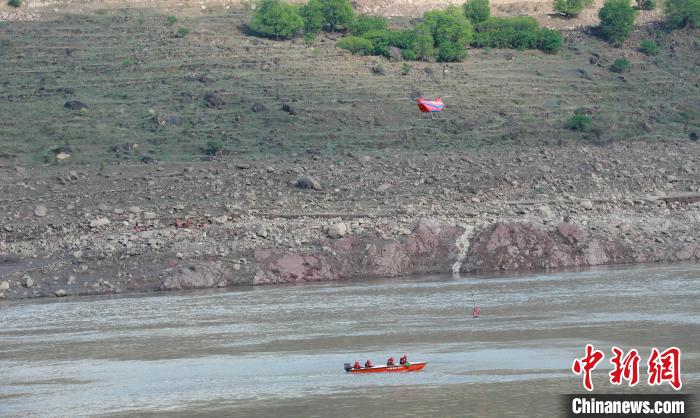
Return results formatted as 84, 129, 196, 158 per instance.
1, 264, 698, 417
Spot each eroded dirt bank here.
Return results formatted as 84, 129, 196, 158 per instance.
1, 141, 699, 300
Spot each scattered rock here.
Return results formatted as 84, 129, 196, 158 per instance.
690, 132, 698, 141
537, 205, 555, 220
0, 281, 9, 290
251, 103, 266, 112
64, 100, 87, 110
254, 224, 268, 238
282, 103, 296, 115
212, 215, 229, 224
581, 199, 593, 210
73, 250, 83, 260
143, 212, 157, 220
129, 206, 142, 213
24, 277, 34, 288
293, 175, 321, 190
204, 92, 225, 109
34, 205, 47, 217
55, 289, 67, 297
89, 218, 111, 228
327, 222, 348, 239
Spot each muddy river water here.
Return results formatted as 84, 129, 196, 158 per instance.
1, 264, 698, 417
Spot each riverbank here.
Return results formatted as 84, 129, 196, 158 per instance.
1, 141, 698, 300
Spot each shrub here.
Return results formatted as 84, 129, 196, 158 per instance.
176, 28, 191, 38
553, 0, 594, 16
663, 0, 700, 28
639, 39, 659, 55
422, 5, 473, 62
598, 0, 638, 44
401, 48, 417, 60
351, 14, 388, 35
204, 141, 225, 156
610, 57, 630, 72
413, 23, 436, 60
359, 28, 417, 57
567, 113, 592, 131
463, 0, 490, 23
537, 28, 564, 53
636, 0, 656, 10
371, 63, 385, 75
336, 36, 373, 54
166, 16, 178, 26
299, 0, 324, 33
8, 0, 21, 7
472, 17, 540, 50
401, 63, 412, 75
250, 0, 304, 40
300, 0, 356, 32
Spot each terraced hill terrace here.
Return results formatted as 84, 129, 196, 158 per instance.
0, 6, 698, 166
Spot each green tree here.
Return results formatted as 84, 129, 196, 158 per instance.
537, 28, 564, 53
413, 23, 435, 60
422, 5, 473, 62
320, 0, 356, 31
351, 14, 388, 35
250, 0, 304, 39
299, 0, 325, 33
663, 0, 700, 28
553, 0, 594, 16
598, 0, 638, 44
463, 0, 490, 23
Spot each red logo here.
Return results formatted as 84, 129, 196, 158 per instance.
573, 345, 683, 391
572, 344, 605, 391
609, 347, 640, 386
647, 347, 682, 390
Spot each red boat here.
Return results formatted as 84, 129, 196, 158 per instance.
344, 362, 428, 373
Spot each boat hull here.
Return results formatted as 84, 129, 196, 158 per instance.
347, 362, 428, 373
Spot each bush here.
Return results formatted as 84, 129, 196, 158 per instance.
166, 16, 178, 26
250, 0, 304, 40
401, 63, 412, 75
537, 28, 564, 53
371, 63, 385, 75
358, 28, 417, 57
636, 0, 656, 10
598, 0, 638, 44
351, 14, 388, 35
639, 39, 659, 55
299, 0, 325, 33
567, 113, 592, 131
401, 48, 417, 60
463, 0, 490, 23
300, 0, 356, 32
472, 17, 539, 50
204, 141, 225, 156
553, 0, 594, 16
663, 0, 700, 28
413, 23, 436, 60
336, 36, 373, 54
8, 0, 21, 7
176, 28, 191, 38
422, 6, 473, 62
610, 57, 630, 72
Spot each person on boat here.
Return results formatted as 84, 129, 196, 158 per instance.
387, 357, 395, 366
365, 359, 373, 368
353, 361, 361, 370
399, 355, 408, 365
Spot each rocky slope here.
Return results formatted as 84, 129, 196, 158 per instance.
1, 140, 698, 300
